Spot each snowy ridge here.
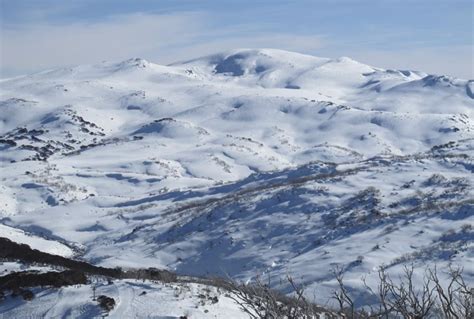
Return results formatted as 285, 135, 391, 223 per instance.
0, 49, 472, 316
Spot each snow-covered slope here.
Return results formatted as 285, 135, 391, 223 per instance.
0, 279, 249, 318
0, 49, 472, 314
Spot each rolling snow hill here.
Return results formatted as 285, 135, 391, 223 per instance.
0, 48, 473, 316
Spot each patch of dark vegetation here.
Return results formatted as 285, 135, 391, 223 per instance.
430, 140, 457, 152
0, 126, 72, 161
19, 289, 34, 301
0, 237, 120, 278
0, 237, 177, 283
0, 107, 107, 161
10, 288, 34, 301
64, 137, 120, 156
0, 139, 17, 147
0, 270, 87, 290
122, 267, 177, 283
97, 295, 116, 311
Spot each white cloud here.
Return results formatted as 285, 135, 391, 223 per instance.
0, 12, 208, 75
0, 11, 471, 79
0, 11, 325, 77
0, 11, 327, 77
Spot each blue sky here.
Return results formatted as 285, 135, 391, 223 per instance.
1, 0, 473, 78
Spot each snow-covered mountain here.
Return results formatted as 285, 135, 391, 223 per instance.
0, 49, 473, 316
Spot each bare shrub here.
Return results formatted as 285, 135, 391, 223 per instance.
97, 295, 116, 312
335, 265, 472, 319
429, 266, 472, 319
225, 274, 336, 319
223, 265, 471, 319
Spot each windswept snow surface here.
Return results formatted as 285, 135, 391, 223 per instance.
0, 49, 473, 314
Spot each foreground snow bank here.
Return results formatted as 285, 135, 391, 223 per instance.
0, 279, 249, 319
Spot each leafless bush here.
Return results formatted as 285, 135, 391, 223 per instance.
224, 265, 471, 319
334, 265, 472, 319
332, 266, 356, 318
429, 266, 471, 319
225, 274, 336, 319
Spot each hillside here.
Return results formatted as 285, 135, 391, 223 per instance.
0, 48, 472, 316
